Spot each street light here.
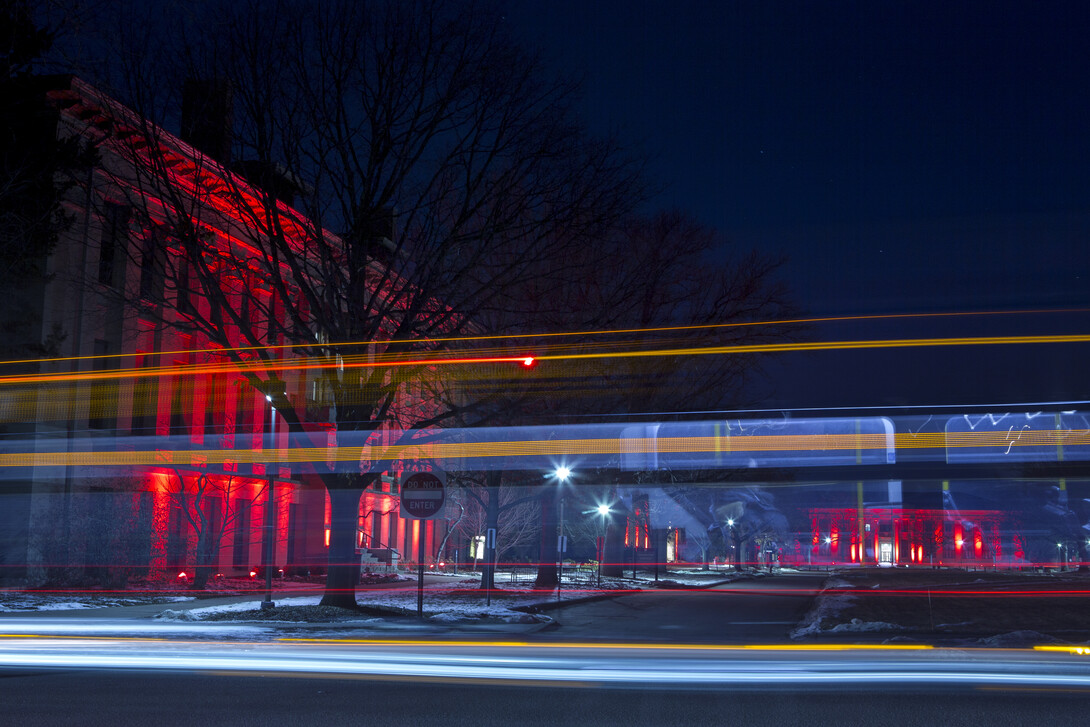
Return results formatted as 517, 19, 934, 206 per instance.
261, 379, 285, 611
594, 503, 611, 587
552, 467, 571, 601
726, 519, 735, 570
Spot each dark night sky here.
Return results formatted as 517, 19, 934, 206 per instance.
505, 0, 1090, 409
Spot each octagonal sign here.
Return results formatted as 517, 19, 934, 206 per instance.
399, 471, 446, 520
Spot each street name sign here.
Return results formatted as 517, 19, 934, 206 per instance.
400, 471, 446, 519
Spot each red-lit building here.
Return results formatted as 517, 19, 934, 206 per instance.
784, 506, 1026, 569
4, 77, 448, 586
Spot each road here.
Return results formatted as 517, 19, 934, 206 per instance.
4, 573, 1090, 724
546, 572, 827, 642
4, 646, 1090, 725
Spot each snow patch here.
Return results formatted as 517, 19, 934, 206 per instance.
791, 593, 857, 638
825, 618, 907, 634
977, 630, 1065, 647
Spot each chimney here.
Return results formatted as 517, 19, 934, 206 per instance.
181, 78, 233, 165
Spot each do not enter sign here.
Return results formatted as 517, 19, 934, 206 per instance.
399, 471, 446, 519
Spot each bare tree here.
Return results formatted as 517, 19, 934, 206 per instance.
431, 209, 797, 586
88, 0, 641, 607
164, 469, 276, 589
447, 471, 540, 588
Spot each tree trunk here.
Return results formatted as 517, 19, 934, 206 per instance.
192, 528, 214, 590
320, 486, 363, 608
480, 470, 501, 590
535, 489, 558, 588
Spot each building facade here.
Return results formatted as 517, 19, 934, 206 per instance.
1, 76, 447, 587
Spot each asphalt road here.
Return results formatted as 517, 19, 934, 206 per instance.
3, 666, 1090, 726
4, 574, 1090, 725
545, 572, 828, 643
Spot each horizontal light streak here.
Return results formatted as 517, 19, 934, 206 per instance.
0, 429, 1086, 469
532, 333, 1090, 364
0, 354, 535, 387
5, 307, 1079, 369
8, 639, 1090, 688
3, 331, 1087, 391
277, 637, 933, 651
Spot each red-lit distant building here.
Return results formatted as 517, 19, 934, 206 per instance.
2, 77, 448, 586
784, 506, 1027, 569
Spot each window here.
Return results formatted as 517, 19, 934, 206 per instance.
88, 339, 118, 431
176, 258, 195, 316
232, 499, 251, 567
169, 366, 194, 438
139, 226, 166, 301
130, 352, 159, 435
98, 203, 130, 287
204, 374, 225, 436
267, 295, 279, 345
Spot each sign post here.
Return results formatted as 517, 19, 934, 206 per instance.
400, 471, 446, 619
485, 527, 496, 606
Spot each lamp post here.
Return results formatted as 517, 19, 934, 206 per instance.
261, 380, 285, 611
553, 466, 571, 602
596, 503, 610, 587
727, 518, 735, 570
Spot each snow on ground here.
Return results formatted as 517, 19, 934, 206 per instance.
0, 594, 195, 612
1, 568, 742, 625
790, 571, 863, 642
152, 569, 743, 624
822, 618, 907, 634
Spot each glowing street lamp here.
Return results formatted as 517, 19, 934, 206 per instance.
261, 380, 285, 611
593, 502, 612, 587
552, 467, 572, 601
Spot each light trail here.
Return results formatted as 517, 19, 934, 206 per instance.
2, 330, 1088, 390
1, 306, 1080, 368
0, 354, 536, 387
3, 634, 1090, 689
0, 429, 1086, 469
532, 333, 1090, 364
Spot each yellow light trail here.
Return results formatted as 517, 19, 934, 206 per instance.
0, 354, 534, 387
532, 333, 1090, 363
0, 430, 1086, 469
0, 307, 1082, 369
3, 332, 1089, 390
275, 637, 934, 651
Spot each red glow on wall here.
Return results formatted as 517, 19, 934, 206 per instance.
802, 506, 1021, 569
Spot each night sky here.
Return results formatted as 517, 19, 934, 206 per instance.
505, 0, 1090, 409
